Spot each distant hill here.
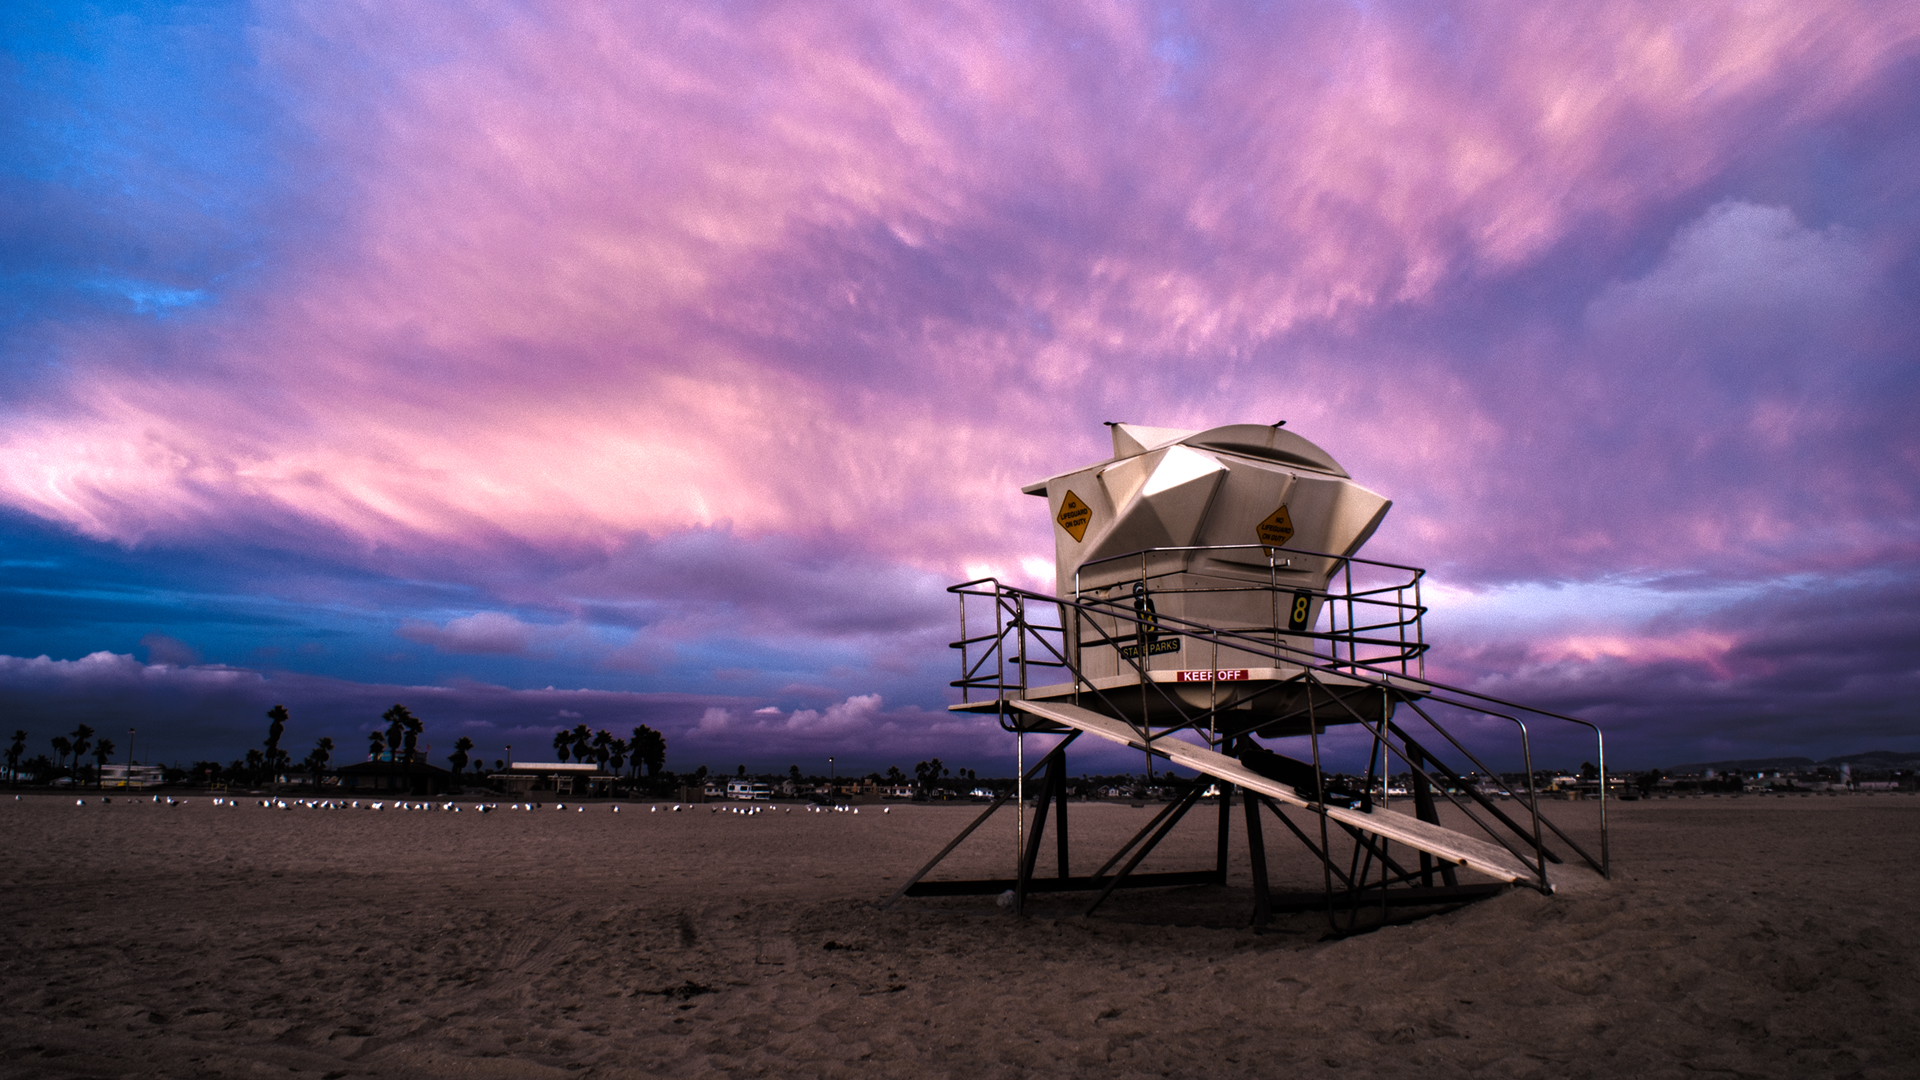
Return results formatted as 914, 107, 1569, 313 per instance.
1820, 750, 1920, 767
1662, 756, 1816, 776
1662, 751, 1920, 775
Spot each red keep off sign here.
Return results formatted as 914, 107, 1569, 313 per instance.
1174, 669, 1250, 682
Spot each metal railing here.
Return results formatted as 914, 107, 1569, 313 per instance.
948, 543, 1609, 888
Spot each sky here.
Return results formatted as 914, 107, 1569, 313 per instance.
2, 0, 1917, 777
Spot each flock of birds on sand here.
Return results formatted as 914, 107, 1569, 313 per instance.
34, 793, 889, 816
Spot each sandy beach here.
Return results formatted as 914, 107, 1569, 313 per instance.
2, 791, 1915, 1079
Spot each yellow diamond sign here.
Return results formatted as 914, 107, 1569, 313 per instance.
1056, 490, 1092, 542
1256, 504, 1295, 548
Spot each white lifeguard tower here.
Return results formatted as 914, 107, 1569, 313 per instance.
891, 422, 1608, 931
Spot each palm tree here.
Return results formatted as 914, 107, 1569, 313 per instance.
609, 738, 628, 778
632, 725, 666, 779
552, 729, 571, 763
92, 738, 115, 788
51, 735, 72, 779
263, 705, 290, 788
449, 736, 473, 780
70, 725, 93, 784
368, 730, 386, 761
400, 712, 423, 763
244, 748, 265, 787
6, 731, 26, 787
569, 724, 592, 766
305, 736, 334, 787
378, 707, 416, 764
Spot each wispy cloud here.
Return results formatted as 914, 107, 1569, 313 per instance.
1, 0, 1917, 767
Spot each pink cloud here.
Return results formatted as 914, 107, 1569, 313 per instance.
1523, 630, 1741, 679
396, 612, 539, 655
2, 0, 1912, 585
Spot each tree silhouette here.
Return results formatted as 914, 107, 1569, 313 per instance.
368, 730, 386, 761
244, 748, 265, 786
632, 725, 666, 779
609, 738, 628, 778
385, 709, 406, 763
7, 730, 26, 787
93, 738, 115, 788
379, 704, 423, 795
51, 735, 71, 779
913, 758, 945, 792
449, 736, 474, 779
552, 729, 571, 763
264, 705, 290, 787
70, 725, 94, 784
569, 724, 592, 765
401, 714, 422, 762
592, 729, 612, 771
381, 705, 422, 762
305, 737, 334, 786
91, 734, 113, 787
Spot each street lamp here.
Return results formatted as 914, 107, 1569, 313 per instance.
126, 727, 135, 789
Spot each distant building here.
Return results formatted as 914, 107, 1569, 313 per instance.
337, 759, 453, 796
726, 779, 771, 800
486, 761, 614, 798
97, 764, 166, 788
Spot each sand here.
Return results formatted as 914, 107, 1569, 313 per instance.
2, 790, 1916, 1079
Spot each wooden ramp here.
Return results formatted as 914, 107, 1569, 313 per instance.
1008, 699, 1539, 886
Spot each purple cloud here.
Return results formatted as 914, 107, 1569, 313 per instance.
396, 612, 542, 655
1, 1, 1917, 769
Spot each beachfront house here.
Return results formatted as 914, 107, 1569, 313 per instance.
487, 761, 615, 798
337, 758, 454, 796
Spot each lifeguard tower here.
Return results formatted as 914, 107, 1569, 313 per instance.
890, 422, 1608, 930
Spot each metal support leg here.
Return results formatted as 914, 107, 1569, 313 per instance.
1244, 789, 1271, 930
886, 731, 1079, 909
1215, 780, 1233, 885
1406, 738, 1457, 888
1260, 796, 1355, 891
1085, 783, 1208, 916
1052, 752, 1070, 879
1016, 755, 1059, 914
